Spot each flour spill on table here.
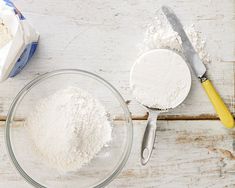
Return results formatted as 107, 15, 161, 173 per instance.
131, 11, 211, 109
140, 11, 210, 64
25, 87, 112, 173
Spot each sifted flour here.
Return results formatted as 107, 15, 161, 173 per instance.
25, 87, 112, 173
130, 49, 191, 109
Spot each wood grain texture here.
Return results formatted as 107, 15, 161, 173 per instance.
0, 0, 234, 119
0, 0, 234, 187
2, 121, 235, 188
109, 121, 235, 188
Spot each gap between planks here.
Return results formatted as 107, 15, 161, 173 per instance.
0, 114, 233, 122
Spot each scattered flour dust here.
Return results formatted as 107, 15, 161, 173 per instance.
140, 11, 210, 64
131, 11, 211, 109
25, 87, 112, 173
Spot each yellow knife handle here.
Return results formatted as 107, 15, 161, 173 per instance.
202, 79, 234, 128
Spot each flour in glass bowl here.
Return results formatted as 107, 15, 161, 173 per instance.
25, 87, 112, 173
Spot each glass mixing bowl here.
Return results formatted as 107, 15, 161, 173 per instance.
5, 69, 133, 188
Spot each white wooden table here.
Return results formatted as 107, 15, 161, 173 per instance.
0, 0, 234, 187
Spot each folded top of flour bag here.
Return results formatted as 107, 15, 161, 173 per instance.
0, 0, 39, 81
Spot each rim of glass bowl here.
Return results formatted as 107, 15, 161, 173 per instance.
5, 69, 133, 188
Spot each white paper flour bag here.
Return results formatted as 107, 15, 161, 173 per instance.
0, 0, 39, 81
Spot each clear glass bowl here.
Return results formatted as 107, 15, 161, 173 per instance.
5, 69, 133, 188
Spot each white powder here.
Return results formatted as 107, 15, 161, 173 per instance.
130, 49, 191, 109
25, 87, 112, 173
0, 19, 12, 48
130, 12, 210, 109
140, 13, 210, 64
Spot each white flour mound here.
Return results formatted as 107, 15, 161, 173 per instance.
25, 87, 112, 173
130, 49, 191, 109
140, 13, 210, 64
0, 19, 12, 48
131, 12, 210, 109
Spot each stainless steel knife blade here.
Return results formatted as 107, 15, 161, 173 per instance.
162, 6, 206, 78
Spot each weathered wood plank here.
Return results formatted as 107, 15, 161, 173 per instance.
110, 120, 235, 188
0, 0, 234, 118
1, 120, 235, 187
0, 1, 234, 188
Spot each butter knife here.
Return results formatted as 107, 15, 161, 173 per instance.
162, 6, 234, 128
